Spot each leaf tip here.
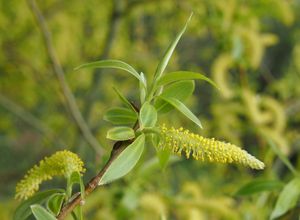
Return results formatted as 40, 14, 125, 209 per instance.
188, 12, 194, 22
73, 65, 83, 71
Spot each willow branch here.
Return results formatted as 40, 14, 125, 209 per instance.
57, 140, 128, 219
27, 0, 103, 156
58, 104, 140, 219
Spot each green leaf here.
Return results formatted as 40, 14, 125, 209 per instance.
235, 180, 283, 196
46, 193, 65, 216
154, 80, 195, 113
69, 171, 85, 198
99, 134, 145, 185
106, 126, 135, 141
268, 139, 299, 176
270, 178, 300, 219
104, 107, 137, 125
154, 13, 193, 81
113, 87, 137, 113
139, 101, 157, 128
139, 72, 147, 104
31, 205, 57, 220
156, 71, 219, 90
14, 189, 64, 220
74, 59, 143, 82
159, 96, 202, 128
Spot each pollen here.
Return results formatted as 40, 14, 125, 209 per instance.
158, 124, 265, 170
15, 150, 85, 200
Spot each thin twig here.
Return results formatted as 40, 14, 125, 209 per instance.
0, 93, 63, 145
58, 109, 140, 219
57, 140, 127, 219
27, 0, 103, 156
0, 93, 50, 135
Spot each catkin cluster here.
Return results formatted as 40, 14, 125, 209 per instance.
15, 150, 85, 200
159, 125, 265, 170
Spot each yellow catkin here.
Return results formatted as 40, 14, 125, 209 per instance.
15, 150, 85, 200
158, 125, 264, 170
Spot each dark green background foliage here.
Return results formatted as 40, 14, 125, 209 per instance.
1, 0, 300, 219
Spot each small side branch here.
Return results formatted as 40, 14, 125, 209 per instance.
57, 140, 127, 219
27, 0, 103, 156
58, 113, 140, 219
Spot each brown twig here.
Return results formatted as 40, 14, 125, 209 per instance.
57, 140, 127, 219
58, 105, 140, 219
27, 0, 104, 156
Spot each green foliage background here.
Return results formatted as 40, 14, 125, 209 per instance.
1, 0, 300, 219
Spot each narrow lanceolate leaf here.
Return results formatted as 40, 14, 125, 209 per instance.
235, 180, 283, 196
159, 96, 202, 128
154, 80, 195, 113
270, 178, 300, 219
104, 107, 137, 125
113, 87, 137, 113
14, 189, 64, 220
154, 13, 193, 81
156, 71, 219, 90
99, 134, 145, 185
31, 205, 57, 220
74, 59, 143, 82
46, 193, 65, 216
106, 126, 135, 141
139, 102, 157, 128
268, 139, 299, 176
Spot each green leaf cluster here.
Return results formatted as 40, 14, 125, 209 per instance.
74, 13, 218, 187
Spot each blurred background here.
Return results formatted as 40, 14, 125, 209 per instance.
1, 0, 300, 219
